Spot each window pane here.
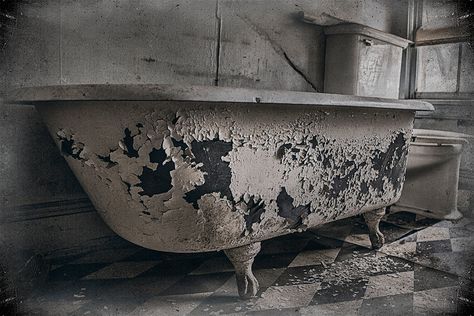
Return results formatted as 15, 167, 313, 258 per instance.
460, 43, 474, 93
416, 43, 459, 93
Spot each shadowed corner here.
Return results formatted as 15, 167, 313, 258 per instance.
1, 261, 18, 316
457, 261, 474, 314
0, 241, 51, 316
458, 0, 474, 47
0, 0, 18, 50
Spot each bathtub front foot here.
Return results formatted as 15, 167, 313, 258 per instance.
363, 208, 386, 249
224, 242, 261, 299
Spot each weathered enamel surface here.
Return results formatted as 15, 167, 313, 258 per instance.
10, 85, 433, 253
9, 84, 433, 298
6, 83, 435, 254
45, 102, 411, 252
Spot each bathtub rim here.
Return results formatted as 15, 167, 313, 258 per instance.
7, 84, 433, 111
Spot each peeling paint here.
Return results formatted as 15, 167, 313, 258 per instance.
57, 129, 84, 160
184, 139, 233, 208
45, 102, 413, 253
277, 187, 310, 229
242, 195, 265, 232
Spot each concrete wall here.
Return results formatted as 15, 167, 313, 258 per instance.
0, 0, 410, 258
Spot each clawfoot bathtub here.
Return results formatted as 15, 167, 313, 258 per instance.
9, 84, 432, 298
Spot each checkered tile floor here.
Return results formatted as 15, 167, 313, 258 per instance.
18, 212, 474, 315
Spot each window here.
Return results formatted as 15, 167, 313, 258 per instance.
408, 0, 473, 99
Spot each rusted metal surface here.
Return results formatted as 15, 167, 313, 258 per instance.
9, 84, 431, 298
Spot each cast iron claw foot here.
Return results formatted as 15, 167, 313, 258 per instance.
363, 208, 386, 249
224, 242, 261, 299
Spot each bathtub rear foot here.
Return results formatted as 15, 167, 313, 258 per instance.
224, 242, 261, 299
363, 208, 386, 249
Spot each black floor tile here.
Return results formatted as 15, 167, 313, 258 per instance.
48, 263, 108, 282
70, 294, 147, 316
457, 271, 474, 315
310, 278, 368, 305
246, 307, 302, 315
414, 217, 440, 227
159, 272, 233, 296
78, 279, 147, 300
260, 237, 309, 255
136, 258, 204, 278
122, 248, 164, 262
365, 256, 414, 277
334, 243, 373, 262
162, 250, 221, 261
303, 235, 344, 251
127, 247, 217, 263
359, 293, 414, 316
385, 211, 417, 226
416, 240, 452, 254
417, 251, 474, 279
400, 232, 418, 243
335, 246, 414, 277
273, 265, 325, 286
189, 293, 257, 315
47, 253, 91, 266
349, 220, 370, 235
414, 265, 459, 292
254, 252, 300, 270
30, 278, 142, 305
449, 225, 474, 238
380, 222, 415, 243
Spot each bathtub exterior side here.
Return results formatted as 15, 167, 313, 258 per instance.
36, 101, 414, 252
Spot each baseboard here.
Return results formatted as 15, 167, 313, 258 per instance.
0, 197, 95, 224
0, 197, 130, 260
43, 235, 133, 260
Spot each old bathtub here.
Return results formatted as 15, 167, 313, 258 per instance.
10, 84, 433, 298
